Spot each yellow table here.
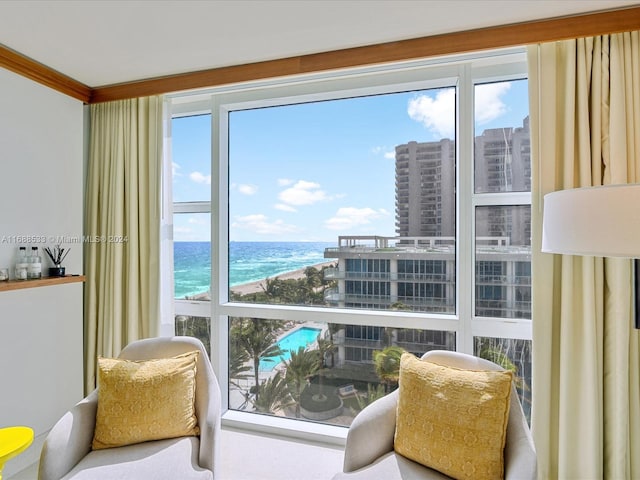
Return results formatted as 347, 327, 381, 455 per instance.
0, 427, 34, 480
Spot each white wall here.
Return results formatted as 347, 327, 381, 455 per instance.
0, 67, 84, 477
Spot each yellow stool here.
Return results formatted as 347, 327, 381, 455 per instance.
0, 427, 34, 480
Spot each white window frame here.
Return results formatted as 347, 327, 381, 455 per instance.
162, 98, 213, 336
163, 47, 530, 443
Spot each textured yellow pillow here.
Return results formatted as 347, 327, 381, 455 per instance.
92, 350, 200, 450
394, 353, 513, 480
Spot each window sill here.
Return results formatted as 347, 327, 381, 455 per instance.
0, 275, 85, 293
222, 410, 348, 447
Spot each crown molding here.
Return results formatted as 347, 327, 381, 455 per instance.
0, 43, 91, 102
1, 6, 639, 104
88, 5, 640, 103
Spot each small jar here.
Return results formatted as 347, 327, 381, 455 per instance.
0, 268, 8, 281
15, 247, 28, 280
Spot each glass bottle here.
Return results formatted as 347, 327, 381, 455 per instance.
27, 246, 42, 279
15, 246, 28, 280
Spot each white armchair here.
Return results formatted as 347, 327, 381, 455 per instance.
38, 336, 221, 480
333, 350, 537, 480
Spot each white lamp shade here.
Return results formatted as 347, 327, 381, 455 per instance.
542, 184, 640, 258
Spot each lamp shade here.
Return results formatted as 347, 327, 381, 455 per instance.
542, 184, 640, 258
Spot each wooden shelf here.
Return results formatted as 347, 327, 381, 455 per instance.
0, 275, 85, 292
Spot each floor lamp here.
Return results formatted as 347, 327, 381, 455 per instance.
541, 184, 640, 329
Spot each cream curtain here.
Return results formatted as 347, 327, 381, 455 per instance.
529, 32, 640, 479
84, 96, 162, 393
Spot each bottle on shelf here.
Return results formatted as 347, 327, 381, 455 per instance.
27, 246, 42, 279
14, 246, 28, 280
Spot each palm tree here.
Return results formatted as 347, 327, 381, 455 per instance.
326, 323, 343, 367
228, 339, 252, 391
284, 347, 320, 418
262, 277, 309, 304
314, 335, 336, 401
475, 337, 530, 405
372, 346, 407, 392
175, 315, 211, 355
251, 371, 293, 414
303, 266, 323, 289
355, 383, 387, 410
230, 317, 283, 401
261, 277, 282, 299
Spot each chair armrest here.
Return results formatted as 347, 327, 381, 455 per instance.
504, 393, 537, 480
343, 390, 398, 473
196, 367, 222, 476
38, 390, 98, 480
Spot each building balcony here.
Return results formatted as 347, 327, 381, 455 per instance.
323, 268, 452, 283
324, 288, 391, 305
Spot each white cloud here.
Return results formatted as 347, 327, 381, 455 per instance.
277, 178, 294, 186
278, 180, 329, 206
190, 171, 211, 185
324, 207, 388, 230
408, 89, 455, 139
172, 162, 181, 176
274, 203, 297, 212
372, 146, 396, 160
475, 82, 511, 125
231, 214, 299, 235
238, 184, 258, 195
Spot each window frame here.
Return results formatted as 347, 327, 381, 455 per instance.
162, 102, 213, 336
164, 48, 531, 442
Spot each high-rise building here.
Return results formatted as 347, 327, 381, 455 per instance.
395, 139, 455, 238
474, 116, 531, 194
324, 117, 532, 366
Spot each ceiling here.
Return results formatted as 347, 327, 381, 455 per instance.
0, 0, 638, 88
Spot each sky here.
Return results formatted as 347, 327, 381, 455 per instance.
172, 79, 529, 242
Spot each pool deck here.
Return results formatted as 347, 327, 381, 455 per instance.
229, 321, 328, 412
258, 322, 327, 376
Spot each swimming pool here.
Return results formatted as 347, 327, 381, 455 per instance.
259, 326, 322, 372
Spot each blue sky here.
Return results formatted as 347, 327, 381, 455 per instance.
172, 79, 529, 242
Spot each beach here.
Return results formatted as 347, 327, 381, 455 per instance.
184, 260, 335, 300
230, 261, 335, 295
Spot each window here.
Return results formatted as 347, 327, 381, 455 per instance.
165, 111, 212, 349
473, 79, 531, 414
164, 50, 532, 434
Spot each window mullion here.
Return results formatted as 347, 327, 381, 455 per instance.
211, 95, 228, 410
457, 64, 475, 355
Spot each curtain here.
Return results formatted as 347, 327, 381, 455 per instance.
529, 32, 640, 479
84, 96, 162, 393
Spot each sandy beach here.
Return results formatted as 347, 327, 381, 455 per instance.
229, 261, 335, 296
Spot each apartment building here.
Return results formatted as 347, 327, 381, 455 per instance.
324, 117, 532, 356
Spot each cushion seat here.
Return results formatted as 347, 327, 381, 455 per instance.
332, 451, 453, 480
61, 437, 212, 480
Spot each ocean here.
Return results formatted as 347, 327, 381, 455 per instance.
173, 241, 335, 298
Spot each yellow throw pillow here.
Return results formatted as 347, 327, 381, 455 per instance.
394, 353, 513, 480
92, 350, 200, 450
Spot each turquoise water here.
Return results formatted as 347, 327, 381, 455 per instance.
173, 241, 335, 298
259, 327, 322, 372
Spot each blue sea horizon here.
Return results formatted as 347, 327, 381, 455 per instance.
173, 241, 336, 299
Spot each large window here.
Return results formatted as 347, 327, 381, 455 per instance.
165, 50, 532, 433
167, 112, 212, 350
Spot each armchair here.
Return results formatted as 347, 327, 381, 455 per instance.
38, 336, 221, 480
333, 350, 536, 479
